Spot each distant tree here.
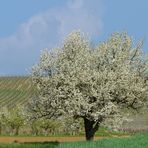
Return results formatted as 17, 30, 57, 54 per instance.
3, 106, 26, 135
61, 117, 83, 135
31, 118, 61, 136
29, 119, 40, 136
39, 118, 61, 135
0, 107, 10, 135
0, 109, 6, 135
29, 31, 148, 141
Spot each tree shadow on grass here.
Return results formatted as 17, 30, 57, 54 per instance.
17, 141, 59, 148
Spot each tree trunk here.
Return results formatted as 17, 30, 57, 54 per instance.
84, 118, 99, 141
0, 123, 2, 135
15, 127, 19, 135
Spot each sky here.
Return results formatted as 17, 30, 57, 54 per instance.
0, 0, 148, 75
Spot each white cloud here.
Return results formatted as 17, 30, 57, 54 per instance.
0, 0, 104, 75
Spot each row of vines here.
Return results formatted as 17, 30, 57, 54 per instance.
0, 76, 34, 109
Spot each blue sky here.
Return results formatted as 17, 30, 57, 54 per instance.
0, 0, 147, 75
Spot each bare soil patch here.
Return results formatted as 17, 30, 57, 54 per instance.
0, 135, 130, 143
0, 136, 105, 143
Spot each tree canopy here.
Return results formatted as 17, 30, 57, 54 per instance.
29, 31, 148, 140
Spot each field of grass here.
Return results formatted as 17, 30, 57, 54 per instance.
0, 134, 147, 148
0, 76, 34, 108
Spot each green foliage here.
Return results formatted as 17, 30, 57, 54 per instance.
1, 106, 26, 135
30, 118, 62, 136
61, 117, 83, 135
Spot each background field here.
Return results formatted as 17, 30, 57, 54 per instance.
0, 76, 34, 109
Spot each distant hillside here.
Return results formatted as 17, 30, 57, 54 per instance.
0, 76, 34, 109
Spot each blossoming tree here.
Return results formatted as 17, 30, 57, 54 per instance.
29, 32, 148, 141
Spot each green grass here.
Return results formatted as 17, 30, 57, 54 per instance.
0, 134, 148, 148
0, 142, 59, 148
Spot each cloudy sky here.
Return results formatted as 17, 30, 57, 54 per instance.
0, 0, 148, 75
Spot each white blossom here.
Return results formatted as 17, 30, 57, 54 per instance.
29, 31, 148, 140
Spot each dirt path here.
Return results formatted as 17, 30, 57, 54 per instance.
0, 136, 106, 143
0, 137, 105, 143
0, 135, 130, 143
